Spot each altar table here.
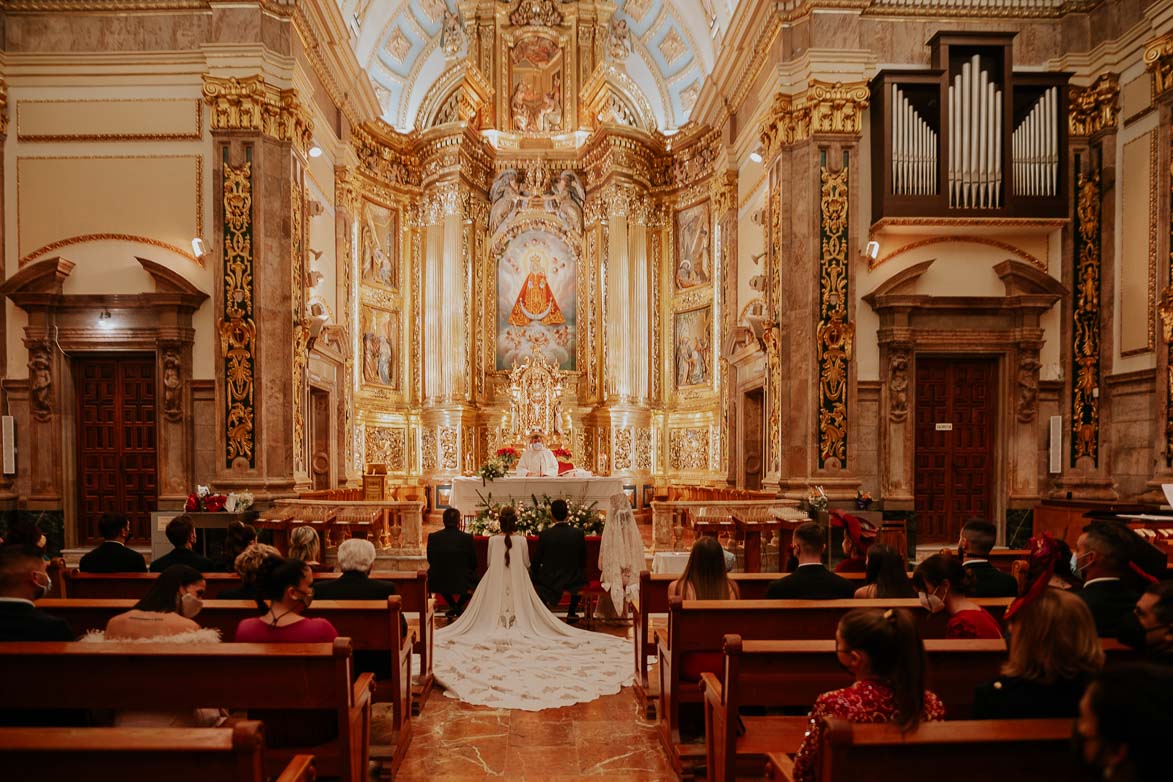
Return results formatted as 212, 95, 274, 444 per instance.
449, 476, 625, 516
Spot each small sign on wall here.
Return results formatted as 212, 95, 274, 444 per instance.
935, 423, 953, 431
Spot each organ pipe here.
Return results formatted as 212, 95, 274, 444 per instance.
947, 54, 1003, 209
890, 84, 938, 197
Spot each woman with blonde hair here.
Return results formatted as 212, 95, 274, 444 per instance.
287, 526, 323, 570
219, 542, 281, 600
974, 585, 1103, 718
668, 536, 739, 600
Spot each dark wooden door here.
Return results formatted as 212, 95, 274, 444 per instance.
914, 357, 996, 543
76, 355, 157, 544
743, 388, 764, 490
310, 387, 331, 491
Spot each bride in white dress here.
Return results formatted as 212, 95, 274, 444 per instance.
432, 507, 633, 710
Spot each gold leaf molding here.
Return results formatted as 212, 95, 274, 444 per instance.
759, 81, 870, 162
202, 74, 313, 156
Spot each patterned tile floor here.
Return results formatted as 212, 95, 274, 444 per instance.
379, 624, 676, 781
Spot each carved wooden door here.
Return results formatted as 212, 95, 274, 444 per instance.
310, 387, 331, 491
76, 355, 157, 544
914, 357, 996, 542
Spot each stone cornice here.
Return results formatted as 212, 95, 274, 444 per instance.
0, 0, 295, 12
202, 73, 313, 155
293, 0, 382, 129
1068, 73, 1119, 137
758, 80, 870, 161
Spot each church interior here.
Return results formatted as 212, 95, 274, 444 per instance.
2, 0, 1173, 780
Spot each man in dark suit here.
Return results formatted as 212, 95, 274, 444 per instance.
150, 514, 214, 573
957, 518, 1018, 598
1076, 521, 1143, 638
767, 521, 855, 599
0, 545, 73, 641
78, 513, 147, 573
427, 508, 478, 619
532, 499, 587, 623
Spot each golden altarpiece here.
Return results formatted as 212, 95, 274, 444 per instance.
346, 0, 734, 496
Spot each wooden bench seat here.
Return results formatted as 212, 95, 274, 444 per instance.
765, 718, 1094, 782
38, 596, 412, 764
60, 568, 436, 712
0, 638, 374, 782
0, 722, 315, 782
656, 596, 1013, 775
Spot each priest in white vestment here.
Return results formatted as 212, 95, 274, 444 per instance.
514, 431, 559, 476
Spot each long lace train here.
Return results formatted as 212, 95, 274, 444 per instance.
432, 533, 632, 711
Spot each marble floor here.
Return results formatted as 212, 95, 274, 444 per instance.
384, 624, 676, 781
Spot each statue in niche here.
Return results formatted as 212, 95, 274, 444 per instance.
162, 348, 183, 422
606, 16, 632, 61
28, 346, 52, 422
545, 170, 584, 233
508, 254, 566, 328
441, 9, 466, 58
489, 169, 524, 234
510, 36, 563, 133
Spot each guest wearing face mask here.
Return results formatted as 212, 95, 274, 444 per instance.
514, 429, 559, 477
913, 553, 1003, 639
234, 555, 339, 747
1118, 580, 1173, 665
1073, 521, 1145, 638
0, 544, 71, 641
81, 564, 224, 727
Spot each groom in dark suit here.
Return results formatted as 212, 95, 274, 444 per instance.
427, 508, 478, 619
532, 499, 587, 624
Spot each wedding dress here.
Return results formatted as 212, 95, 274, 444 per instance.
432, 533, 632, 710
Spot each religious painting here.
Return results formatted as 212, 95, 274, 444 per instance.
509, 35, 564, 133
643, 485, 656, 507
360, 199, 399, 289
496, 229, 576, 371
361, 305, 399, 389
623, 485, 637, 509
435, 484, 452, 510
674, 200, 711, 290
674, 305, 713, 388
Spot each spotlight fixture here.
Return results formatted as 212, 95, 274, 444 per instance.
309, 144, 323, 158
864, 240, 880, 261
749, 147, 763, 164
191, 238, 206, 258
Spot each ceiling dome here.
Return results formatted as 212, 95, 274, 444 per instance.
338, 0, 732, 132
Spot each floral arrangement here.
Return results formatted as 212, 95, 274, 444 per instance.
495, 447, 520, 466
552, 447, 574, 475
468, 493, 604, 536
855, 487, 873, 510
806, 485, 829, 513
185, 485, 255, 513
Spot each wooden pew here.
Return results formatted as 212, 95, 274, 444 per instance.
0, 638, 373, 782
765, 718, 1094, 782
656, 596, 1013, 770
60, 568, 436, 712
38, 597, 413, 746
700, 635, 1008, 782
0, 722, 315, 782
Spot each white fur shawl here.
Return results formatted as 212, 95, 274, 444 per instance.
79, 628, 222, 643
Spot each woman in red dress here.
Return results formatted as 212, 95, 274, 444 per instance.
914, 553, 1005, 639
792, 608, 945, 782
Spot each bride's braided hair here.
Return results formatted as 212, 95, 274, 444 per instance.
499, 507, 518, 567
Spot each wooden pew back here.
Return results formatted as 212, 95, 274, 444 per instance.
0, 723, 315, 782
0, 638, 370, 782
815, 718, 1094, 782
60, 569, 435, 708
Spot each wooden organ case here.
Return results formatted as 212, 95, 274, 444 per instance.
870, 32, 1071, 222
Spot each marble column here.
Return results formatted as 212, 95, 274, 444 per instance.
204, 74, 312, 498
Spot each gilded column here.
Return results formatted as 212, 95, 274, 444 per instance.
1144, 34, 1173, 500
204, 74, 312, 497
335, 166, 361, 485
1056, 74, 1118, 500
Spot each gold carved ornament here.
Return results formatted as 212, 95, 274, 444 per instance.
1071, 173, 1101, 464
1166, 152, 1173, 465
817, 160, 852, 469
220, 156, 257, 468
0, 80, 8, 137
1144, 32, 1173, 99
758, 81, 869, 163
202, 75, 313, 157
292, 171, 308, 477
1068, 75, 1119, 138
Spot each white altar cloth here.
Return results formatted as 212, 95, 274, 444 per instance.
450, 475, 625, 516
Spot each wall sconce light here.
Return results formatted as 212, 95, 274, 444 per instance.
309, 144, 323, 159
749, 147, 764, 164
191, 238, 207, 259
863, 240, 880, 261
